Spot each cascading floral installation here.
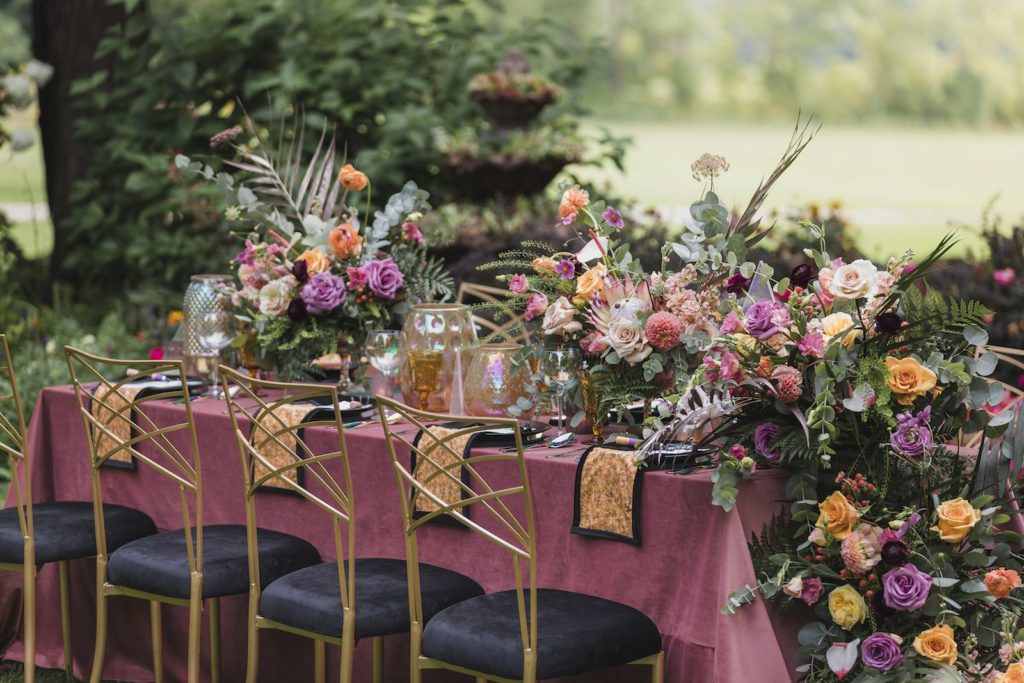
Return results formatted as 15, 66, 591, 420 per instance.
177, 115, 453, 378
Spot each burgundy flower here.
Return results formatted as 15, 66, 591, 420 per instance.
292, 259, 309, 283
726, 273, 751, 295
789, 263, 818, 289
875, 312, 902, 334
286, 298, 308, 322
870, 589, 895, 620
881, 540, 910, 566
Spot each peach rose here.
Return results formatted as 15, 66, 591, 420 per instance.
559, 187, 589, 218
829, 259, 879, 299
295, 249, 331, 275
531, 257, 557, 274
885, 356, 937, 406
931, 497, 981, 544
573, 264, 607, 304
995, 662, 1024, 683
541, 296, 583, 336
328, 223, 364, 260
821, 312, 860, 349
816, 490, 860, 541
985, 568, 1022, 599
337, 163, 368, 191
912, 624, 957, 666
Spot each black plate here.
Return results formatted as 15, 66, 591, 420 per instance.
440, 421, 550, 448
304, 393, 378, 421
645, 442, 715, 470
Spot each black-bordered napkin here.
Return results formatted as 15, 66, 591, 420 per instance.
571, 446, 644, 545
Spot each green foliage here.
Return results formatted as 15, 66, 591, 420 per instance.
65, 0, 605, 307
748, 513, 800, 577
256, 315, 337, 381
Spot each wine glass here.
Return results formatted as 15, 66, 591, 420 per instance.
579, 369, 603, 444
197, 310, 235, 398
541, 347, 581, 436
409, 349, 444, 410
366, 330, 404, 407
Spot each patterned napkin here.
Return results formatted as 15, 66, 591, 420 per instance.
571, 446, 644, 545
411, 425, 477, 522
250, 403, 322, 492
89, 384, 144, 467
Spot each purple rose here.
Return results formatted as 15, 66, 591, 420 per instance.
365, 258, 404, 300
861, 632, 904, 672
889, 406, 933, 458
882, 564, 932, 611
881, 540, 910, 566
300, 272, 346, 314
754, 423, 782, 461
726, 273, 751, 294
744, 300, 790, 340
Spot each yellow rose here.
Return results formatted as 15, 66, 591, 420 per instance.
885, 356, 937, 406
816, 490, 860, 541
573, 265, 607, 305
827, 585, 868, 630
820, 312, 860, 349
295, 249, 331, 275
729, 333, 758, 355
995, 662, 1024, 683
912, 624, 957, 666
931, 497, 981, 544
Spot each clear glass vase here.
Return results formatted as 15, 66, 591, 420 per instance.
182, 274, 232, 378
399, 304, 478, 413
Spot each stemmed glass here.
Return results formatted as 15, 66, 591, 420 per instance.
366, 330, 404, 407
197, 310, 235, 398
541, 347, 581, 436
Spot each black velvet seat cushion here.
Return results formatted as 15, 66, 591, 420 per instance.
259, 558, 484, 639
0, 501, 156, 565
107, 524, 320, 599
422, 588, 662, 680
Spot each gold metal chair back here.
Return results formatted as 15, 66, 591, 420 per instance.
376, 396, 541, 673
64, 347, 204, 572
457, 281, 531, 344
0, 333, 31, 550
219, 366, 356, 632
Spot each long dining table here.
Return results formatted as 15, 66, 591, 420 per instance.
0, 385, 802, 682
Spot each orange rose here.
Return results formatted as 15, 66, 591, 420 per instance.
931, 497, 981, 544
912, 624, 957, 665
295, 249, 331, 275
328, 223, 364, 260
815, 491, 859, 541
995, 662, 1024, 683
573, 265, 607, 304
559, 187, 589, 218
337, 163, 368, 191
985, 568, 1022, 599
885, 356, 937, 405
531, 257, 557, 274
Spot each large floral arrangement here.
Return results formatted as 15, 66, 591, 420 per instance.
177, 117, 453, 378
480, 122, 818, 413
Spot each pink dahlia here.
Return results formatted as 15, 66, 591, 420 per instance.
840, 523, 883, 575
771, 366, 803, 404
645, 311, 684, 350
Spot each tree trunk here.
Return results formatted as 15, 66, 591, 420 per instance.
31, 0, 125, 293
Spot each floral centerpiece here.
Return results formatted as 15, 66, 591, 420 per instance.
176, 117, 453, 378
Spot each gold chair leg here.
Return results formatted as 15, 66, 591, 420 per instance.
22, 562, 36, 683
89, 559, 108, 683
652, 651, 665, 683
409, 622, 422, 683
209, 598, 221, 683
186, 576, 202, 683
313, 640, 325, 683
150, 601, 163, 683
339, 634, 354, 683
245, 587, 259, 683
58, 561, 73, 679
372, 637, 383, 683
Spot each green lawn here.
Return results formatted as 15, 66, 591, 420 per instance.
581, 120, 1024, 259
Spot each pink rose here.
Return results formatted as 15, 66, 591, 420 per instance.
798, 333, 824, 359
524, 293, 549, 321
508, 274, 529, 294
580, 330, 609, 355
994, 267, 1016, 286
401, 222, 424, 243
728, 443, 748, 458
801, 577, 822, 605
720, 310, 743, 334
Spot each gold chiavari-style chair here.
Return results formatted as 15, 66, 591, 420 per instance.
65, 347, 320, 683
220, 367, 483, 683
0, 335, 157, 683
457, 282, 531, 344
376, 397, 665, 683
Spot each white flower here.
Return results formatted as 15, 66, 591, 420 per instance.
826, 639, 860, 680
258, 276, 297, 316
576, 236, 609, 264
782, 576, 804, 599
541, 297, 583, 336
602, 319, 652, 365
829, 259, 879, 300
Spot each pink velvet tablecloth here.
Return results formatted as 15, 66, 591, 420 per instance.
1, 386, 801, 682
